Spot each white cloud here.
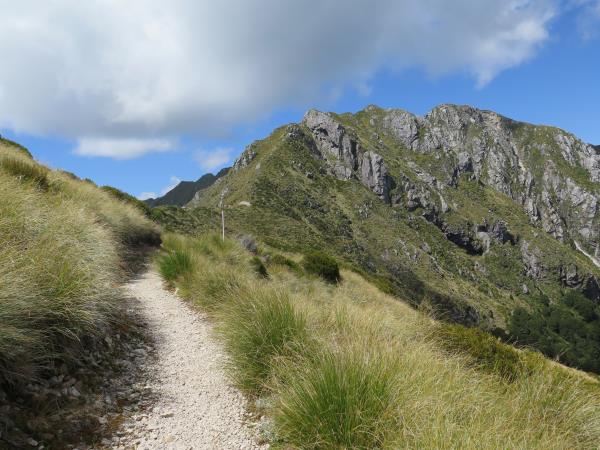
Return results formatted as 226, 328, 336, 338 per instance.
137, 176, 181, 200
575, 0, 600, 40
74, 138, 174, 159
138, 191, 156, 200
194, 147, 234, 171
160, 176, 181, 195
0, 0, 557, 156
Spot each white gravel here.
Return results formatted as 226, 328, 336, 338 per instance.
117, 270, 266, 450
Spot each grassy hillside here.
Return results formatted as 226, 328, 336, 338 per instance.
0, 139, 160, 387
158, 232, 600, 449
156, 106, 600, 373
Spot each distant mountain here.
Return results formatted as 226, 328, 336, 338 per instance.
145, 167, 230, 207
155, 104, 600, 373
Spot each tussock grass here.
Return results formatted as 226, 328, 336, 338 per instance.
0, 137, 33, 158
159, 249, 193, 281
0, 154, 49, 189
101, 185, 153, 217
48, 172, 161, 248
434, 323, 531, 381
160, 233, 600, 449
273, 344, 400, 449
0, 144, 159, 387
250, 256, 269, 278
268, 253, 302, 273
219, 286, 307, 393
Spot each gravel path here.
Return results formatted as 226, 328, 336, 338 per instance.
117, 270, 265, 450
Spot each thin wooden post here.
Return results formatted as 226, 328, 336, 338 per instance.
221, 209, 225, 242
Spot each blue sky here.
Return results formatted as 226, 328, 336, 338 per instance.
0, 1, 599, 199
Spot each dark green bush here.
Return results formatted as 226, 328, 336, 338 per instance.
159, 250, 193, 281
436, 324, 527, 381
0, 157, 48, 189
563, 290, 598, 322
509, 296, 600, 374
250, 256, 269, 278
269, 254, 302, 272
302, 251, 340, 283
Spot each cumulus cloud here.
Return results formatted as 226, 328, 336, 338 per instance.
194, 148, 235, 171
160, 176, 182, 195
0, 0, 557, 158
75, 138, 174, 159
138, 192, 157, 201
575, 0, 600, 40
137, 176, 181, 200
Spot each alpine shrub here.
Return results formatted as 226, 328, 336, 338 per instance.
302, 251, 340, 283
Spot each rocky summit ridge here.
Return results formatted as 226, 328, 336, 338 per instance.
300, 105, 599, 257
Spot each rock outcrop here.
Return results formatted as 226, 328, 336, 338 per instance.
374, 104, 599, 259
360, 151, 392, 203
232, 143, 258, 171
300, 105, 599, 264
302, 109, 393, 202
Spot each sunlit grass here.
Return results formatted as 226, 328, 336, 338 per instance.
0, 145, 159, 386
160, 232, 600, 449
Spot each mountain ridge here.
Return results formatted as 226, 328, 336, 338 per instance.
156, 103, 600, 372
145, 167, 229, 207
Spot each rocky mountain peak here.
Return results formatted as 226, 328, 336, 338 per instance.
298, 104, 600, 263
302, 108, 392, 201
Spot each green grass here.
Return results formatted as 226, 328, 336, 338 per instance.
159, 232, 600, 449
0, 155, 49, 189
0, 143, 159, 387
273, 344, 399, 449
219, 286, 307, 393
159, 249, 193, 281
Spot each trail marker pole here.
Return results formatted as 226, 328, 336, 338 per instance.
218, 187, 229, 243
221, 209, 225, 242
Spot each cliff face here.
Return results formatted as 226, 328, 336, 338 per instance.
301, 105, 599, 262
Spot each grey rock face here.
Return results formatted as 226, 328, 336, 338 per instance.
381, 109, 419, 149
360, 151, 391, 203
302, 110, 394, 199
560, 263, 582, 288
521, 241, 545, 280
474, 220, 517, 254
375, 104, 599, 257
302, 109, 359, 178
300, 105, 599, 261
556, 263, 600, 301
232, 143, 257, 171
